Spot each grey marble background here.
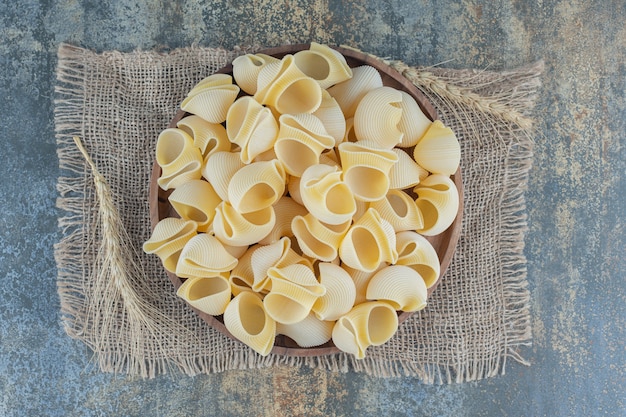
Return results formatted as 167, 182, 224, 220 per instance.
1, 0, 624, 416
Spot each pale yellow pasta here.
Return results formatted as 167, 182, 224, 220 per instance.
212, 201, 275, 246
168, 179, 222, 232
413, 120, 461, 175
274, 113, 335, 177
228, 159, 286, 214
414, 174, 459, 236
312, 262, 356, 321
226, 96, 279, 163
291, 213, 351, 262
175, 233, 238, 278
397, 91, 432, 148
327, 65, 383, 118
293, 42, 352, 89
181, 74, 240, 123
176, 115, 230, 161
176, 275, 232, 316
258, 196, 308, 245
313, 90, 346, 146
275, 312, 334, 348
252, 148, 278, 162
338, 142, 398, 202
331, 301, 398, 359
286, 175, 303, 205
353, 199, 369, 222
368, 189, 424, 232
343, 263, 387, 305
338, 208, 398, 272
300, 164, 356, 225
395, 230, 441, 289
250, 236, 310, 293
230, 244, 262, 296
366, 265, 427, 312
201, 151, 246, 201
224, 291, 276, 356
343, 117, 358, 143
254, 54, 323, 115
143, 218, 197, 273
353, 86, 404, 148
156, 128, 203, 190
264, 264, 326, 324
389, 148, 429, 190
232, 53, 280, 95
222, 242, 249, 260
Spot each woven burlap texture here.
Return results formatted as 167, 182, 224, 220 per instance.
54, 44, 541, 382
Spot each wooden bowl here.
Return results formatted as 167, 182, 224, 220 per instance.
149, 44, 464, 357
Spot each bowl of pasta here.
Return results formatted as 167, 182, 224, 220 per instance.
146, 43, 463, 358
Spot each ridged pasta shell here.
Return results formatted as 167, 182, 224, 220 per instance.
143, 218, 197, 273
264, 264, 326, 324
292, 213, 351, 262
293, 42, 352, 89
181, 74, 240, 123
343, 263, 386, 305
226, 96, 279, 163
366, 265, 427, 312
274, 113, 335, 177
300, 164, 356, 225
287, 175, 303, 205
313, 90, 346, 146
176, 275, 232, 316
175, 233, 238, 278
202, 151, 246, 201
258, 196, 308, 245
389, 148, 429, 190
250, 236, 310, 293
156, 128, 203, 190
339, 208, 398, 272
275, 312, 334, 348
327, 65, 383, 118
331, 301, 398, 359
368, 189, 424, 232
397, 91, 432, 148
343, 117, 358, 143
338, 142, 398, 202
413, 120, 461, 175
168, 179, 222, 232
414, 174, 460, 236
232, 53, 280, 95
176, 115, 230, 161
212, 201, 275, 246
224, 291, 276, 356
312, 263, 356, 321
254, 54, 323, 115
228, 159, 286, 214
230, 244, 261, 296
395, 231, 441, 289
353, 86, 404, 148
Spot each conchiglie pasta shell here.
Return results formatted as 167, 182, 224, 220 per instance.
366, 265, 427, 312
156, 128, 203, 190
313, 90, 346, 146
389, 148, 429, 190
212, 202, 275, 246
395, 230, 440, 289
226, 96, 279, 163
338, 142, 398, 202
293, 42, 352, 89
331, 301, 398, 359
143, 218, 197, 273
230, 244, 261, 296
250, 236, 310, 293
228, 159, 286, 214
232, 53, 279, 95
181, 76, 240, 124
369, 189, 424, 232
168, 179, 222, 232
202, 151, 246, 201
353, 86, 404, 149
339, 208, 398, 272
292, 213, 351, 262
413, 120, 461, 175
176, 115, 230, 161
175, 233, 238, 278
188, 73, 233, 93
414, 174, 460, 236
176, 275, 231, 316
254, 54, 323, 115
287, 175, 303, 205
258, 196, 308, 245
397, 91, 432, 148
275, 312, 334, 348
343, 117, 358, 143
274, 113, 335, 177
343, 263, 387, 305
300, 164, 356, 225
224, 291, 276, 356
312, 263, 356, 321
327, 65, 383, 118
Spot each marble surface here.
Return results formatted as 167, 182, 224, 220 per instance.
1, 1, 624, 416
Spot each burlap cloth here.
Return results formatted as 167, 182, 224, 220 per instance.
54, 44, 541, 382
